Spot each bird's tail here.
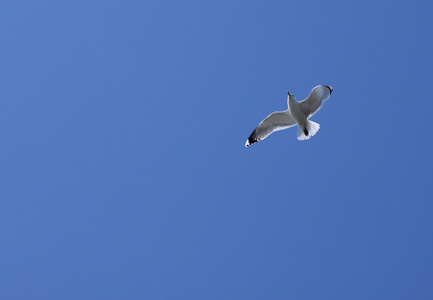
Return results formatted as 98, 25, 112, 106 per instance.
297, 120, 320, 140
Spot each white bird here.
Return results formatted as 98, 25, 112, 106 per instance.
245, 85, 333, 147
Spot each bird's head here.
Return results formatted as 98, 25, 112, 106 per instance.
287, 91, 295, 100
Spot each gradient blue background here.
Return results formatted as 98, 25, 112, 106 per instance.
1, 1, 433, 299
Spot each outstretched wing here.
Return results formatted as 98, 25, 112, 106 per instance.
299, 85, 333, 119
245, 110, 296, 147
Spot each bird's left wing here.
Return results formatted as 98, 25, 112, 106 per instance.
299, 85, 333, 118
245, 110, 296, 147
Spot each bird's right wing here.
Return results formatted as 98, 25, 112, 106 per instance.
245, 110, 296, 147
299, 85, 333, 119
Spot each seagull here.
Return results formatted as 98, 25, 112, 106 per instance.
245, 85, 333, 147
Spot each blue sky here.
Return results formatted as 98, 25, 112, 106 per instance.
1, 1, 433, 299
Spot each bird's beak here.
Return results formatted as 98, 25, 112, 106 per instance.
287, 91, 290, 95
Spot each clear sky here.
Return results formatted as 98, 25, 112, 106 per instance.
1, 1, 433, 299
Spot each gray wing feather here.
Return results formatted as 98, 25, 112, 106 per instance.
245, 110, 296, 146
299, 85, 332, 119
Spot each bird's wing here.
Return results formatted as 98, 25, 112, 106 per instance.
299, 85, 332, 119
245, 110, 296, 147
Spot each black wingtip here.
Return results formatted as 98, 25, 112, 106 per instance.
245, 128, 259, 147
325, 85, 333, 94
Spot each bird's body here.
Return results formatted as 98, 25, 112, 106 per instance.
288, 94, 308, 133
245, 85, 333, 147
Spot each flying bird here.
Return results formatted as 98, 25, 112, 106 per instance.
245, 85, 333, 147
